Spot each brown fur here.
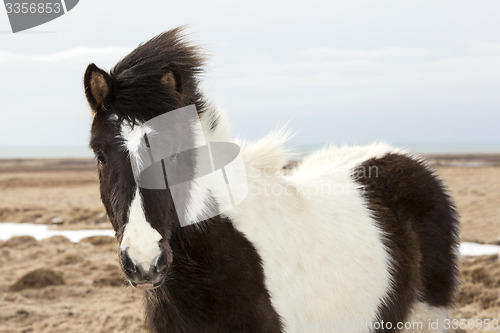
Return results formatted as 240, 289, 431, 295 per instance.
161, 71, 177, 90
353, 153, 459, 332
84, 64, 112, 112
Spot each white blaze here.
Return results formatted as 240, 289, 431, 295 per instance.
120, 188, 162, 270
120, 121, 162, 270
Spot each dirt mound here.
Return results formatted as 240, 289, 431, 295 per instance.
39, 235, 73, 246
9, 269, 65, 291
0, 236, 39, 249
56, 252, 85, 266
460, 255, 500, 288
80, 235, 116, 246
93, 271, 126, 287
453, 255, 500, 333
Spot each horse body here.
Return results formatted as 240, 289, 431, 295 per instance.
84, 27, 458, 333
228, 140, 391, 328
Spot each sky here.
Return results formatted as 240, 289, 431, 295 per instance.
0, 0, 499, 153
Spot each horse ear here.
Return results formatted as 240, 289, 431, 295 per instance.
161, 66, 183, 93
84, 63, 112, 112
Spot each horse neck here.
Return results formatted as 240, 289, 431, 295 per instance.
148, 215, 262, 317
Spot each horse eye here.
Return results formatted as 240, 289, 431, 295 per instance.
95, 151, 107, 164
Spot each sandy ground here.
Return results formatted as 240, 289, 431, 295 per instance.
0, 156, 499, 332
0, 159, 105, 230
438, 167, 500, 244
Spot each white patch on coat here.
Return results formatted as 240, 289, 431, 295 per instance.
225, 132, 400, 333
120, 188, 162, 270
120, 121, 154, 176
197, 96, 232, 143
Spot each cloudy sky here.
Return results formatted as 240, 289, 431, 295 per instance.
1, 0, 499, 154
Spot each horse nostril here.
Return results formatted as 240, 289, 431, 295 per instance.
155, 245, 170, 273
121, 249, 137, 274
120, 244, 171, 289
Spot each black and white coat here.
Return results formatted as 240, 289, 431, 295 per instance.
85, 28, 459, 333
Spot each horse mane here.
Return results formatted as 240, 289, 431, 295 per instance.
238, 126, 297, 173
105, 26, 207, 124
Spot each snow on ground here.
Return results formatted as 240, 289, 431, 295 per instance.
460, 242, 500, 256
0, 223, 114, 243
0, 223, 499, 256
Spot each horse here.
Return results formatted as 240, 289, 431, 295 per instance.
84, 27, 459, 333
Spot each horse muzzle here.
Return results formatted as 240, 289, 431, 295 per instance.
120, 243, 171, 290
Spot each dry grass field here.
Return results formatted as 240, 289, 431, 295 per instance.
0, 157, 499, 332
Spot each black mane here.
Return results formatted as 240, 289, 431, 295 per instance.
106, 26, 207, 125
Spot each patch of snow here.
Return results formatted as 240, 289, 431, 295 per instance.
0, 223, 114, 243
460, 242, 500, 256
0, 223, 499, 256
